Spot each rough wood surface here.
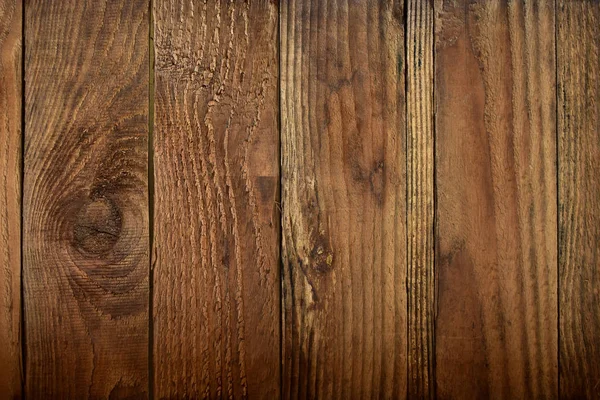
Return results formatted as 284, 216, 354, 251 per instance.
281, 1, 407, 398
0, 0, 22, 397
558, 1, 600, 398
23, 0, 149, 397
406, 0, 434, 398
434, 0, 557, 398
152, 0, 280, 398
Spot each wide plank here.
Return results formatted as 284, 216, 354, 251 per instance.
152, 0, 280, 397
0, 0, 22, 397
23, 0, 149, 397
434, 0, 557, 398
281, 1, 407, 398
558, 1, 600, 398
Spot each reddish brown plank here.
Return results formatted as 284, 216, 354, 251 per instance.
0, 0, 22, 397
152, 0, 280, 397
24, 0, 149, 397
558, 1, 600, 398
435, 0, 557, 398
281, 1, 407, 398
406, 0, 435, 397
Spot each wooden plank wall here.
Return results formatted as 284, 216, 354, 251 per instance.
0, 0, 598, 398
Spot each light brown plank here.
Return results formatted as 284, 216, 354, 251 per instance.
281, 1, 407, 398
0, 0, 22, 397
434, 0, 557, 398
406, 0, 434, 398
24, 0, 149, 397
558, 1, 600, 398
152, 0, 280, 397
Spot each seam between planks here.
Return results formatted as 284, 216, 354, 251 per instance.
148, 0, 155, 397
20, 0, 26, 394
554, 0, 559, 397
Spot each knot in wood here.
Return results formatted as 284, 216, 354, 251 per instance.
73, 197, 122, 256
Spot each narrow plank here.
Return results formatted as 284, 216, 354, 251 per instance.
434, 0, 557, 398
153, 0, 280, 397
281, 1, 407, 398
558, 1, 600, 398
23, 0, 149, 397
0, 0, 22, 397
406, 0, 434, 398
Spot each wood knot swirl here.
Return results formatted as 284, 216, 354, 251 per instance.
73, 196, 122, 256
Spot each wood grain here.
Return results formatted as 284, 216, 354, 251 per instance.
0, 0, 22, 397
281, 1, 407, 398
558, 1, 600, 398
152, 0, 280, 398
406, 0, 434, 398
23, 0, 149, 397
434, 0, 557, 398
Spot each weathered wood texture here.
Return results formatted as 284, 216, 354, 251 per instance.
0, 0, 22, 397
153, 0, 280, 398
558, 1, 600, 398
23, 0, 149, 397
281, 1, 407, 398
406, 0, 434, 398
435, 0, 557, 398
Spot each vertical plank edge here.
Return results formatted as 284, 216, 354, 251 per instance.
0, 0, 23, 396
558, 1, 600, 398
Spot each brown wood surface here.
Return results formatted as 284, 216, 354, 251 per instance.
152, 0, 280, 398
0, 0, 22, 397
558, 1, 600, 398
435, 0, 557, 398
23, 0, 149, 397
406, 0, 434, 398
281, 1, 407, 398
2, 0, 600, 397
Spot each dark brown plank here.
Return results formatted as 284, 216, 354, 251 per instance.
0, 0, 22, 397
281, 1, 407, 398
434, 0, 557, 398
152, 0, 280, 397
406, 0, 434, 398
558, 1, 600, 398
23, 1, 149, 397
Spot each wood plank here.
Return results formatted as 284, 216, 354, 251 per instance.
406, 0, 434, 398
23, 0, 149, 397
434, 0, 557, 398
0, 0, 22, 397
558, 1, 600, 398
281, 1, 407, 398
152, 1, 280, 397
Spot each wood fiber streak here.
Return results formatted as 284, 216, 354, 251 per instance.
24, 1, 149, 397
558, 1, 600, 398
406, 0, 434, 398
0, 0, 22, 397
434, 0, 557, 398
153, 0, 280, 398
281, 1, 407, 398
